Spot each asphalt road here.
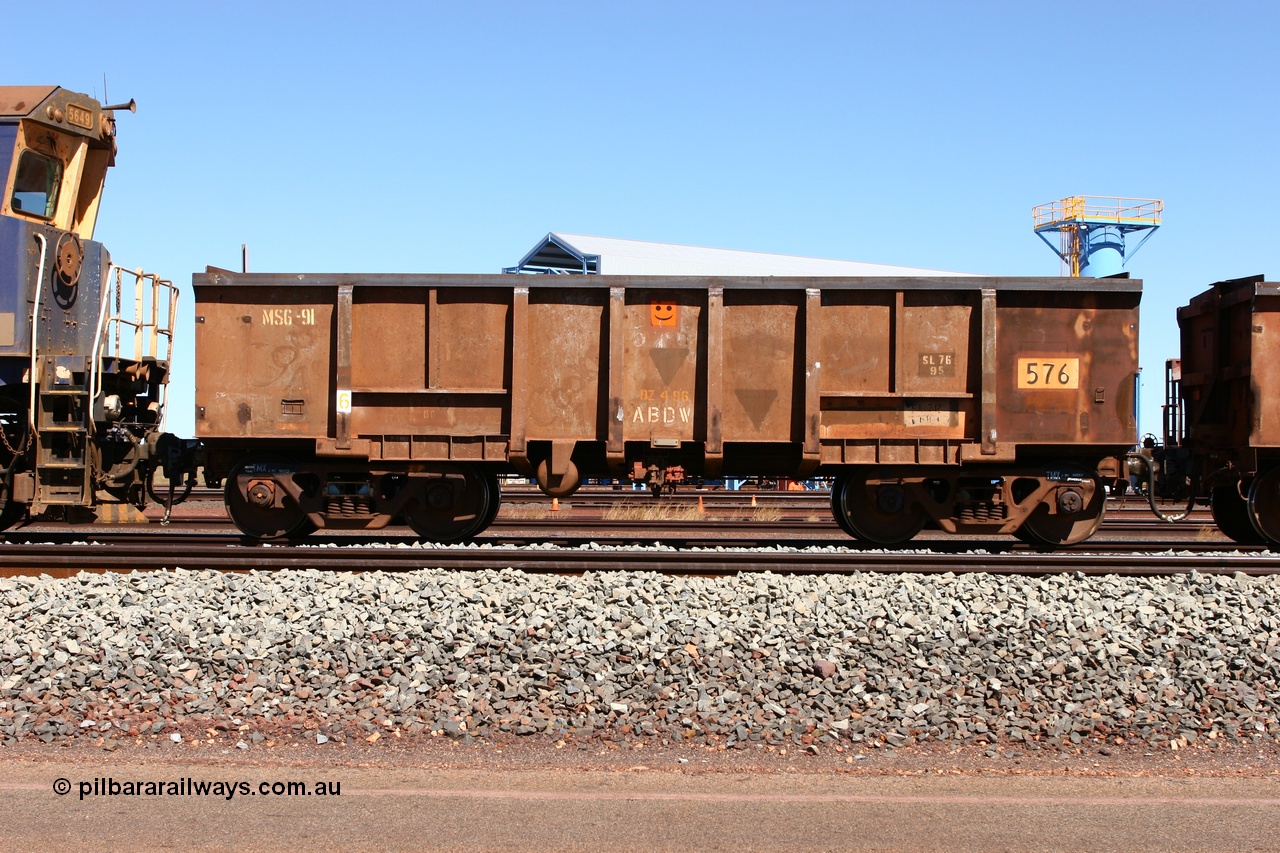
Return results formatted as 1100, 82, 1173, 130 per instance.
3, 758, 1278, 851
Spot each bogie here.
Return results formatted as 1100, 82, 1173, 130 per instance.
217, 455, 502, 542
828, 464, 1110, 548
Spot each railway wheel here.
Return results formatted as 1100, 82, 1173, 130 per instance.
403, 465, 495, 543
1247, 470, 1280, 545
1016, 473, 1105, 548
476, 470, 502, 533
828, 475, 863, 540
1211, 483, 1264, 545
224, 457, 314, 540
832, 471, 926, 545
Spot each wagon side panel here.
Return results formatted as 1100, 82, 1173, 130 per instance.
194, 283, 335, 440
720, 290, 798, 443
526, 287, 606, 440
1177, 277, 1274, 455
994, 287, 1139, 451
1248, 283, 1280, 448
816, 287, 977, 465
349, 285, 512, 460
619, 287, 703, 445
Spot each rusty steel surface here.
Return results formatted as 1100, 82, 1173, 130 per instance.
193, 271, 1142, 478
1179, 275, 1280, 456
995, 288, 1139, 453
1166, 275, 1280, 548
0, 86, 58, 116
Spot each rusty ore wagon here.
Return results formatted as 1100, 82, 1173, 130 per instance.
1160, 275, 1280, 546
194, 270, 1140, 546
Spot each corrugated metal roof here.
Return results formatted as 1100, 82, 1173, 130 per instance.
507, 232, 978, 276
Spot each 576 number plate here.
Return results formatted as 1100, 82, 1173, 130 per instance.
1016, 358, 1080, 389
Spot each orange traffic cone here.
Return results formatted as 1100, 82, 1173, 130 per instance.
697, 494, 705, 514
551, 497, 560, 511
751, 493, 757, 507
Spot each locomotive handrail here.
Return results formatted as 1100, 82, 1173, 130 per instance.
93, 265, 178, 429
29, 233, 47, 433
87, 267, 112, 430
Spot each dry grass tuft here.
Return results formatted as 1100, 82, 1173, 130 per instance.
746, 506, 783, 522
499, 503, 554, 520
1194, 524, 1220, 542
603, 502, 707, 521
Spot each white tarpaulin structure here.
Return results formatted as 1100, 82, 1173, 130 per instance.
506, 233, 976, 276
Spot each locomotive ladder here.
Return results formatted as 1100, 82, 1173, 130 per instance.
31, 356, 92, 508
26, 234, 91, 509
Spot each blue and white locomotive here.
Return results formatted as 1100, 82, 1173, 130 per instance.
0, 85, 185, 528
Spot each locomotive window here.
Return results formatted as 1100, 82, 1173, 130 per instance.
10, 150, 61, 219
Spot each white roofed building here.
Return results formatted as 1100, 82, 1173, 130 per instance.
505, 233, 976, 276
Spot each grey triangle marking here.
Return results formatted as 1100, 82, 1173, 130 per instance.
735, 389, 778, 431
650, 347, 689, 386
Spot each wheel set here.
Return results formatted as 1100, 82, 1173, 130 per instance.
830, 465, 1108, 548
829, 472, 926, 545
402, 467, 500, 543
223, 457, 501, 543
1203, 470, 1280, 547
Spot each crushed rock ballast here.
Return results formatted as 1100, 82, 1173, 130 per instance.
0, 568, 1277, 750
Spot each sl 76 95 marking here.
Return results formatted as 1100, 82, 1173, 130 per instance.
918, 352, 955, 377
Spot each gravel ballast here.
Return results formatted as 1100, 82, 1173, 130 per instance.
0, 568, 1277, 750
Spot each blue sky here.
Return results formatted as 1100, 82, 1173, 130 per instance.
10, 1, 1277, 438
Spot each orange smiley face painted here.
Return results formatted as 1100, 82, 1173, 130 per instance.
651, 302, 678, 326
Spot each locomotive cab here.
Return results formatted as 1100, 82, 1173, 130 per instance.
0, 87, 115, 236
0, 86, 180, 528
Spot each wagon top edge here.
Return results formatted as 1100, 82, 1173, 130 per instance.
193, 267, 1143, 293
1177, 274, 1277, 320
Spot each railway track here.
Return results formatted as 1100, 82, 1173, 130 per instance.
1, 526, 1272, 576
108, 485, 1215, 528
3, 488, 1259, 576
149, 485, 1193, 513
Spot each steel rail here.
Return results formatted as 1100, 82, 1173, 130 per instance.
1, 536, 1275, 576
159, 487, 1211, 511
2, 515, 1239, 547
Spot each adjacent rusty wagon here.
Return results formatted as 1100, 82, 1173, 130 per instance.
194, 270, 1139, 545
1159, 275, 1280, 545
